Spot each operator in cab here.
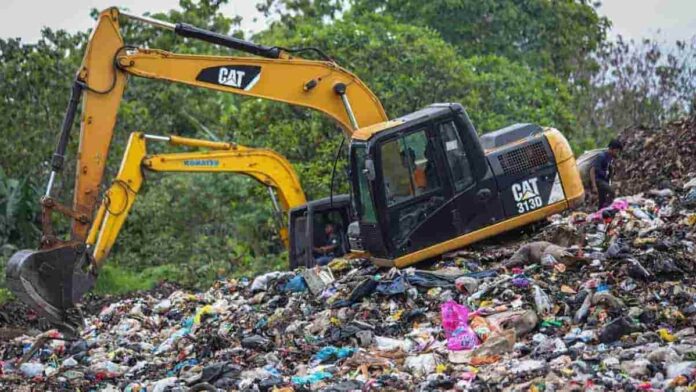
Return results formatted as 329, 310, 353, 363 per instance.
314, 223, 343, 266
590, 139, 623, 209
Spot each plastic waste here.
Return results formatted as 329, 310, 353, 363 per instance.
574, 290, 593, 324
153, 299, 172, 314
62, 357, 78, 368
241, 335, 271, 350
348, 278, 378, 303
251, 271, 286, 292
301, 267, 335, 294
454, 276, 479, 294
532, 285, 552, 315
373, 336, 414, 352
685, 187, 696, 206
541, 253, 557, 267
441, 300, 480, 350
666, 361, 696, 379
511, 274, 530, 288
657, 328, 677, 342
152, 377, 178, 392
355, 330, 373, 347
19, 362, 45, 377
406, 270, 456, 288
291, 371, 333, 385
327, 258, 350, 272
193, 305, 215, 324
310, 346, 355, 366
470, 316, 493, 342
282, 275, 307, 292
404, 354, 439, 377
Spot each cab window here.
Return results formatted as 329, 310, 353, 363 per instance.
379, 128, 445, 246
440, 121, 474, 192
380, 129, 440, 206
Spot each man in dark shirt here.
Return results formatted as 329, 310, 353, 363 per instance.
314, 223, 343, 266
590, 139, 623, 209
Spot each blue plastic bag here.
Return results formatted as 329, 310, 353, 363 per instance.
283, 275, 308, 292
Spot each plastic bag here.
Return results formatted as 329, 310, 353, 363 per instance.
310, 346, 356, 366
532, 285, 552, 315
282, 275, 308, 292
291, 370, 333, 385
19, 362, 45, 377
440, 300, 479, 350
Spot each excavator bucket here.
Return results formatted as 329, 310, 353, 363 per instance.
5, 243, 96, 335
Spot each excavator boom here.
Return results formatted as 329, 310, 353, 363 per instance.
6, 8, 387, 331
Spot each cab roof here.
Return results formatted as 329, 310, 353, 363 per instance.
351, 104, 460, 141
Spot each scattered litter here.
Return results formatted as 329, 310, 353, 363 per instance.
1, 183, 694, 391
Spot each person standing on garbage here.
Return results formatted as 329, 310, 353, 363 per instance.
314, 223, 343, 266
590, 139, 623, 209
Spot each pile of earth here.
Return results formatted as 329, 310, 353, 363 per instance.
613, 114, 696, 195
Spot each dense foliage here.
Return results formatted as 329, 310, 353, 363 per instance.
0, 0, 693, 293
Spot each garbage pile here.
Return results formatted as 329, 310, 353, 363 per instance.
0, 189, 695, 391
614, 114, 696, 195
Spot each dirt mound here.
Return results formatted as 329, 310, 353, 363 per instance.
613, 115, 696, 195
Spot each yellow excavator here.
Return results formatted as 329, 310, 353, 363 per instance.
86, 131, 351, 267
7, 8, 584, 331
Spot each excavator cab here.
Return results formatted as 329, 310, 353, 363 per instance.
288, 195, 352, 269
350, 103, 582, 268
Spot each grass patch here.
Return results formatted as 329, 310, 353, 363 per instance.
0, 288, 14, 305
94, 264, 186, 295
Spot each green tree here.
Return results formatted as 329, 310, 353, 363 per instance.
573, 36, 696, 147
234, 12, 576, 195
0, 30, 85, 179
260, 0, 609, 77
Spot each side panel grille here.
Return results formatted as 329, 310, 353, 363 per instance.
497, 141, 551, 175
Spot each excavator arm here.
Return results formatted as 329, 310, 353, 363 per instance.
7, 7, 387, 331
71, 8, 385, 242
87, 132, 306, 265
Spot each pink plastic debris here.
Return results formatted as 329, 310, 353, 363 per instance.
440, 300, 480, 351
